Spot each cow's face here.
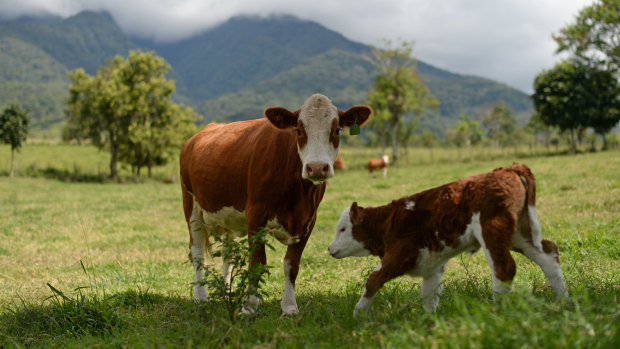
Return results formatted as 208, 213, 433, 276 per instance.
328, 203, 371, 258
265, 94, 371, 183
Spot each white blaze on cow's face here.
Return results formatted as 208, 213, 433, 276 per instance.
328, 206, 371, 259
264, 94, 372, 184
296, 94, 340, 182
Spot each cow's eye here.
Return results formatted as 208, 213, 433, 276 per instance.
335, 128, 341, 135
296, 128, 301, 136
339, 227, 345, 233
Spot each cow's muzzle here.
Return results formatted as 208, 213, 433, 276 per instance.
305, 162, 332, 181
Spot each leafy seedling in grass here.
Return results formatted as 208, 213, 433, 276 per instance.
198, 228, 273, 323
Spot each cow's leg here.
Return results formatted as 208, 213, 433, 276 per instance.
220, 229, 234, 289
474, 213, 517, 298
354, 261, 402, 315
420, 264, 446, 312
382, 167, 387, 178
281, 234, 310, 315
239, 223, 267, 314
188, 201, 208, 301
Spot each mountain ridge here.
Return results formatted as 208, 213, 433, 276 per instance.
0, 11, 533, 134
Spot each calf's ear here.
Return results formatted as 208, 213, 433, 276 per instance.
350, 202, 365, 225
265, 107, 300, 129
338, 106, 372, 128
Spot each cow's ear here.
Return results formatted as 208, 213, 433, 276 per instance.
338, 105, 372, 128
265, 107, 300, 129
350, 202, 364, 225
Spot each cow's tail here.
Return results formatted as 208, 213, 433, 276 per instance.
509, 163, 544, 251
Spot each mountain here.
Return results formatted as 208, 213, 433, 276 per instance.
0, 11, 533, 135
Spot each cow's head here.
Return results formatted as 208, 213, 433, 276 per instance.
328, 202, 371, 259
265, 94, 371, 183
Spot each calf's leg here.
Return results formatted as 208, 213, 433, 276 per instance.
354, 261, 403, 315
474, 213, 517, 297
421, 264, 446, 312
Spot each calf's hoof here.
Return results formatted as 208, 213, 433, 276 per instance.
281, 305, 299, 316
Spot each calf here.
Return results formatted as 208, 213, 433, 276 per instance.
368, 155, 389, 178
181, 94, 371, 315
328, 163, 568, 315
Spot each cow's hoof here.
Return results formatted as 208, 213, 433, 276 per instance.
281, 306, 299, 316
194, 287, 208, 302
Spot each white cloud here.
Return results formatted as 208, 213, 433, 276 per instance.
0, 0, 596, 92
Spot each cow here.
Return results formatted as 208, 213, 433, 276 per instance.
368, 155, 389, 178
180, 94, 371, 315
328, 163, 568, 315
334, 156, 346, 170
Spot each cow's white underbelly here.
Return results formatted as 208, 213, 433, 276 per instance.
199, 204, 297, 245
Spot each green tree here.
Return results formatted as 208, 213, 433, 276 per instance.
532, 59, 620, 152
0, 104, 30, 177
446, 114, 481, 161
532, 60, 588, 153
483, 102, 517, 149
419, 129, 438, 163
366, 40, 438, 164
65, 50, 199, 179
553, 0, 620, 72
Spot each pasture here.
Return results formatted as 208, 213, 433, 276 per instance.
0, 144, 618, 348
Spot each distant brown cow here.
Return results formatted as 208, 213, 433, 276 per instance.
368, 155, 389, 178
334, 156, 346, 170
329, 163, 568, 315
180, 94, 371, 315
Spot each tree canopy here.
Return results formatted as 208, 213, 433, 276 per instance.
0, 104, 30, 177
365, 40, 438, 163
553, 0, 620, 72
65, 50, 199, 179
531, 59, 620, 151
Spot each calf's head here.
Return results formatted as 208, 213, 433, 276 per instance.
265, 94, 371, 183
328, 202, 371, 258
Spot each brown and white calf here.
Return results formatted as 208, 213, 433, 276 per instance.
328, 163, 568, 315
368, 155, 389, 178
180, 94, 371, 314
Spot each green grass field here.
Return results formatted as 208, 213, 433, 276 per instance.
0, 144, 618, 348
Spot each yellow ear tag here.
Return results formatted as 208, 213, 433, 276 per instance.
349, 121, 360, 135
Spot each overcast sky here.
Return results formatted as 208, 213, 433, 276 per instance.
0, 0, 595, 93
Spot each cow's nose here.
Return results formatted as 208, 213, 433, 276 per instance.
306, 162, 330, 179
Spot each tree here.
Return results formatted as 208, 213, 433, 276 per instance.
532, 60, 588, 153
418, 129, 438, 163
65, 50, 199, 179
553, 0, 620, 72
532, 59, 620, 152
0, 104, 30, 177
366, 40, 438, 164
483, 102, 517, 150
446, 114, 482, 161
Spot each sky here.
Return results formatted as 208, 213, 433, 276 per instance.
0, 0, 596, 93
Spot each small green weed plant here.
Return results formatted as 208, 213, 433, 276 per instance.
199, 229, 274, 323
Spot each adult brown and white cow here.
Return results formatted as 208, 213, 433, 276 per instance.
180, 94, 371, 315
328, 163, 568, 315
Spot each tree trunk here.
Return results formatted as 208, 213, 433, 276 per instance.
570, 129, 576, 153
148, 165, 152, 178
380, 128, 387, 156
9, 148, 14, 177
109, 132, 118, 180
601, 132, 608, 151
391, 121, 399, 165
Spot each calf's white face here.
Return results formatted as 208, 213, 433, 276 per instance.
328, 207, 371, 258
